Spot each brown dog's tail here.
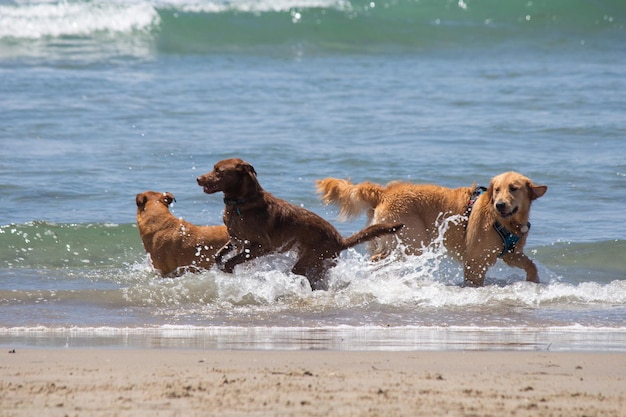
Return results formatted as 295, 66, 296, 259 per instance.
316, 178, 386, 221
342, 223, 404, 250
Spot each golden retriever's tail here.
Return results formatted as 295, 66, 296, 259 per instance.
342, 223, 404, 250
316, 178, 386, 221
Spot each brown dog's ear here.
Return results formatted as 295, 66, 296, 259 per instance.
162, 192, 176, 206
237, 161, 257, 177
136, 193, 148, 208
528, 183, 547, 200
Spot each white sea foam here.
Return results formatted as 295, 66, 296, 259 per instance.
0, 0, 355, 40
119, 246, 626, 313
155, 0, 353, 14
0, 1, 159, 39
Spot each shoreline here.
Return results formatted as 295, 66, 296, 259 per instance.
2, 349, 624, 416
3, 325, 626, 352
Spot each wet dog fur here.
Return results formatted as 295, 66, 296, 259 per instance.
136, 191, 229, 276
196, 158, 404, 290
316, 172, 547, 286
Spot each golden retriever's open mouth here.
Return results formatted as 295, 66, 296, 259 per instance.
498, 206, 518, 218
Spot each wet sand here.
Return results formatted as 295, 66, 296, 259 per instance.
2, 349, 624, 416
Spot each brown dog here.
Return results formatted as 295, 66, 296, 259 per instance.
136, 191, 229, 276
316, 172, 547, 286
196, 158, 404, 290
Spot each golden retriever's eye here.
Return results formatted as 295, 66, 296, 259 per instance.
509, 185, 519, 192
495, 187, 501, 193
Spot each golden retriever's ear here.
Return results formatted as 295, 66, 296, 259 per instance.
162, 192, 176, 206
485, 181, 495, 202
136, 193, 148, 208
528, 183, 547, 200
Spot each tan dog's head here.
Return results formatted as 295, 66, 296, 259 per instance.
196, 158, 258, 196
487, 172, 547, 219
136, 191, 176, 214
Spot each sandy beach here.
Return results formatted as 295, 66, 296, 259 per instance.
1, 349, 624, 417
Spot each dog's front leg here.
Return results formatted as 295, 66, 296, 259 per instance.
222, 242, 270, 273
501, 252, 539, 283
214, 241, 235, 271
463, 249, 498, 287
463, 262, 488, 287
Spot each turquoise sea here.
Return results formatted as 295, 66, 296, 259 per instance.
1, 0, 625, 351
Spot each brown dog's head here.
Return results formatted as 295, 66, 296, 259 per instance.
196, 158, 258, 196
487, 172, 547, 219
136, 191, 176, 214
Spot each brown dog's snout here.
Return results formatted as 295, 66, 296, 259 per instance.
197, 172, 222, 195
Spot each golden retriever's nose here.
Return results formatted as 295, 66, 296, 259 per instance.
495, 202, 507, 211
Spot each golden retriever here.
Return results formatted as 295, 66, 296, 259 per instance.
316, 172, 547, 286
136, 191, 229, 276
196, 158, 404, 290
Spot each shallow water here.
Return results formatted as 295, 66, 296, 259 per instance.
1, 0, 625, 351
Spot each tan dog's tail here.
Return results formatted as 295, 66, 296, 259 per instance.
342, 223, 404, 250
316, 178, 386, 221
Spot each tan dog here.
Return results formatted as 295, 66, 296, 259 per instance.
316, 172, 547, 286
196, 158, 404, 290
136, 191, 229, 276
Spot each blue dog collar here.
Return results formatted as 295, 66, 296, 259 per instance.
493, 221, 530, 256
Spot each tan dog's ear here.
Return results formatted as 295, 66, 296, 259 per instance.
136, 193, 148, 208
162, 192, 176, 206
527, 182, 547, 200
485, 181, 495, 203
237, 161, 257, 177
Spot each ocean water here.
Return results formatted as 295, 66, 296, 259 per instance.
1, 0, 625, 351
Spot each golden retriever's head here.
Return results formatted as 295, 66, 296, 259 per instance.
196, 158, 258, 196
487, 172, 547, 219
136, 191, 176, 214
